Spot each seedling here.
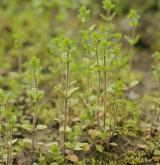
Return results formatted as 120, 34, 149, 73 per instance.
0, 89, 17, 165
100, 0, 116, 131
153, 51, 160, 89
62, 39, 72, 145
13, 31, 26, 73
79, 5, 91, 104
151, 51, 160, 133
125, 9, 140, 68
78, 5, 90, 25
101, 0, 116, 21
26, 57, 44, 152
53, 37, 78, 147
91, 30, 101, 128
81, 29, 93, 104
101, 38, 108, 131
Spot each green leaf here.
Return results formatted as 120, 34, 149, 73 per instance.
127, 9, 140, 27
124, 36, 135, 45
45, 142, 58, 147
50, 163, 58, 165
154, 150, 160, 156
66, 154, 78, 163
88, 129, 101, 140
28, 88, 37, 100
54, 86, 65, 97
67, 87, 79, 98
78, 5, 90, 23
82, 143, 90, 152
74, 142, 84, 151
28, 88, 44, 100
109, 142, 118, 147
65, 142, 73, 149
23, 138, 32, 144
9, 139, 18, 145
51, 143, 59, 152
21, 123, 33, 131
96, 144, 104, 153
59, 126, 72, 133
37, 90, 44, 100
129, 80, 139, 88
30, 57, 40, 69
36, 124, 47, 130
103, 0, 115, 12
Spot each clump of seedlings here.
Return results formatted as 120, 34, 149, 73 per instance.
0, 0, 158, 164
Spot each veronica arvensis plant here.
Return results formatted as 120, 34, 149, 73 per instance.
13, 31, 26, 73
0, 89, 16, 165
125, 9, 140, 68
26, 57, 44, 152
62, 39, 73, 145
91, 31, 101, 129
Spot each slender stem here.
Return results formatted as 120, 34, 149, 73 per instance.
129, 28, 136, 69
32, 68, 39, 152
157, 71, 160, 124
6, 118, 9, 165
103, 50, 107, 131
18, 48, 22, 73
8, 125, 13, 165
157, 69, 160, 95
0, 130, 2, 163
95, 45, 101, 128
151, 105, 157, 136
64, 51, 70, 146
87, 49, 91, 104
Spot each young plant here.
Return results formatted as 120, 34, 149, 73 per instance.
37, 143, 64, 164
62, 39, 72, 145
64, 123, 90, 163
91, 31, 101, 129
153, 51, 160, 90
100, 0, 116, 131
79, 5, 91, 104
100, 28, 127, 136
81, 29, 92, 104
151, 51, 160, 133
54, 38, 79, 145
13, 31, 26, 73
125, 9, 140, 68
0, 89, 17, 165
51, 144, 64, 164
102, 0, 115, 21
78, 5, 90, 26
26, 57, 44, 152
101, 38, 108, 131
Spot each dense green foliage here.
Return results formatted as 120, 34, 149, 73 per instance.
0, 0, 160, 164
